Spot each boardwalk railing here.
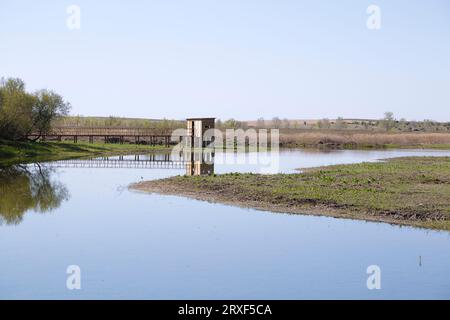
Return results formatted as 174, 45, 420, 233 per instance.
27, 126, 183, 146
40, 152, 215, 171
49, 126, 173, 135
45, 158, 187, 169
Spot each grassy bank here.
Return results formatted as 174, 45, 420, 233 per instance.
279, 131, 450, 149
131, 157, 450, 231
0, 139, 170, 166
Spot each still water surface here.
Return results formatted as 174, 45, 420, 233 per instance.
1, 149, 450, 299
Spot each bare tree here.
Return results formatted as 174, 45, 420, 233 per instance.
380, 112, 395, 131
271, 117, 281, 129
256, 117, 265, 128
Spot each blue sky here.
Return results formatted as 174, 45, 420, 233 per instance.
1, 0, 449, 121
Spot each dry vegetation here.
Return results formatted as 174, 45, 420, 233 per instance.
54, 115, 184, 131
279, 131, 450, 148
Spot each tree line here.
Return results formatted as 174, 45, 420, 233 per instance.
250, 113, 450, 132
0, 78, 71, 141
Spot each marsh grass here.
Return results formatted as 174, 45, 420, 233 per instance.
279, 132, 450, 149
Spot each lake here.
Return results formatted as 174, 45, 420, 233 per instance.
1, 148, 450, 299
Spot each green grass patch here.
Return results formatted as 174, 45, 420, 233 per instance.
135, 157, 450, 230
0, 139, 169, 166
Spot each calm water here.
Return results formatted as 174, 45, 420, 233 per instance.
1, 149, 450, 299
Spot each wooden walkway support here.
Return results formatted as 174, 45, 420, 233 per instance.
26, 134, 174, 147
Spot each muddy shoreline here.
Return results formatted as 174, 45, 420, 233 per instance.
130, 183, 449, 232
130, 157, 450, 231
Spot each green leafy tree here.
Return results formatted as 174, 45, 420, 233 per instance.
29, 90, 71, 140
223, 118, 239, 129
0, 78, 35, 140
0, 78, 71, 141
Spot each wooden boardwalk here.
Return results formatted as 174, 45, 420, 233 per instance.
27, 126, 182, 146
45, 158, 187, 169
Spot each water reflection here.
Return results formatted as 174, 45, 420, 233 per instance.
0, 164, 70, 225
0, 150, 215, 224
42, 150, 216, 176
184, 149, 215, 176
2, 149, 450, 298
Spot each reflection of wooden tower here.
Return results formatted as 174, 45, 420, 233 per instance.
186, 161, 214, 176
186, 118, 215, 148
185, 150, 215, 176
185, 118, 215, 176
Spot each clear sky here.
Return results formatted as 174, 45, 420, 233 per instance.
1, 0, 449, 121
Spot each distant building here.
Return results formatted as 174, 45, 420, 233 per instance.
186, 117, 215, 148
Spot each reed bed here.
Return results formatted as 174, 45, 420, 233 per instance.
279, 132, 450, 148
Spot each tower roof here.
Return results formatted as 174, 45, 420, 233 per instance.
186, 117, 215, 121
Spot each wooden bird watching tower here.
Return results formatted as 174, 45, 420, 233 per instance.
186, 117, 215, 148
